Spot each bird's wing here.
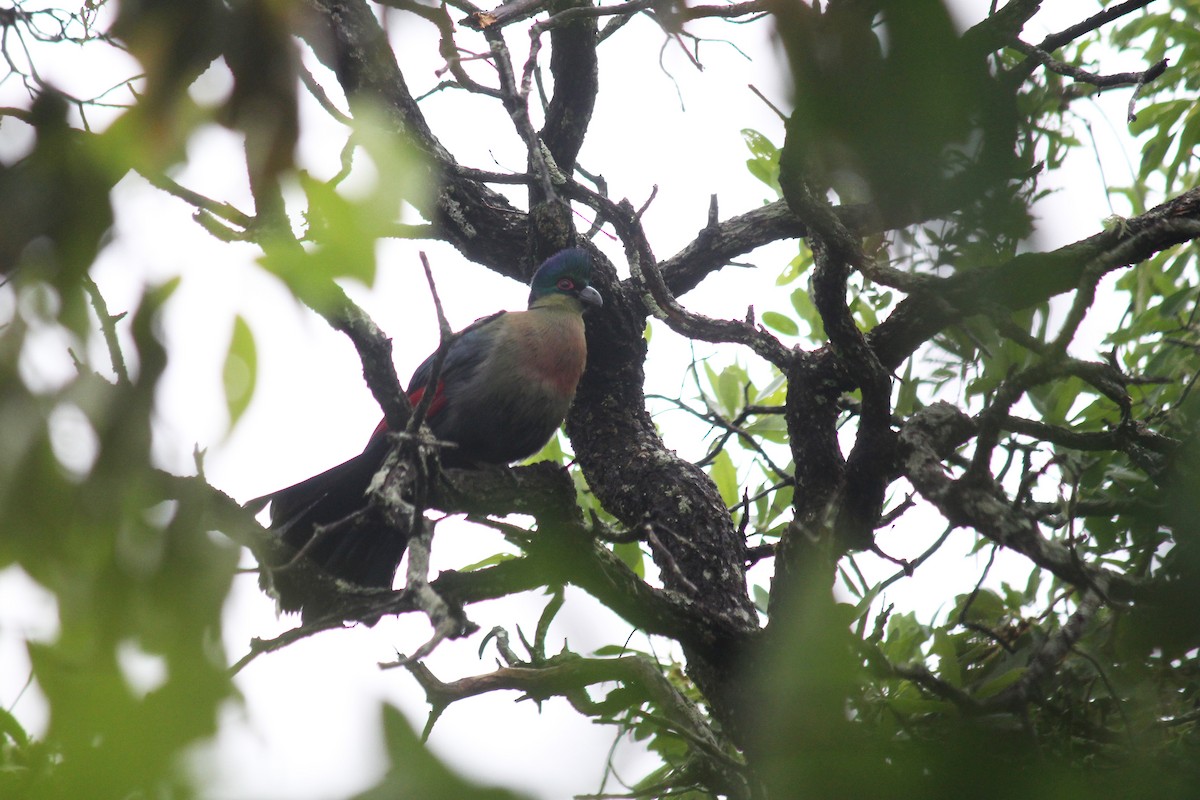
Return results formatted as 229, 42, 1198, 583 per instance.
405, 310, 508, 415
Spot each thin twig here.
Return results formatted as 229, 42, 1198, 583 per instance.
81, 273, 130, 385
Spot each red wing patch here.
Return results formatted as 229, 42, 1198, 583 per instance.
368, 381, 447, 447
408, 381, 448, 420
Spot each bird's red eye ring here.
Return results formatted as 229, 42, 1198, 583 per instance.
556, 278, 576, 291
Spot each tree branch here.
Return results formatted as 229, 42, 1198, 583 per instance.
303, 0, 531, 272
323, 287, 413, 433
897, 403, 1134, 601
536, 0, 599, 177
869, 188, 1200, 373
984, 590, 1104, 711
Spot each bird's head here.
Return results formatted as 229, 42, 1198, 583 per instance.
528, 248, 603, 311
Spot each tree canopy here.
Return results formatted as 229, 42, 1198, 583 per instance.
3, 1, 1200, 798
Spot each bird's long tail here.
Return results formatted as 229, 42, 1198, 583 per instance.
251, 434, 408, 619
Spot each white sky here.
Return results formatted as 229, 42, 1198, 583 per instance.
0, 2, 1159, 798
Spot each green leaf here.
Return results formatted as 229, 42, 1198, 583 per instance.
1029, 376, 1082, 425
887, 693, 954, 716
745, 414, 788, 444
717, 364, 745, 417
742, 128, 780, 161
882, 611, 931, 663
0, 705, 30, 747
704, 362, 746, 418
952, 589, 1006, 625
776, 251, 812, 286
931, 629, 962, 688
709, 449, 739, 508
758, 372, 787, 404
790, 286, 826, 341
742, 128, 781, 195
523, 431, 566, 465
593, 644, 647, 657
1129, 99, 1189, 137
762, 310, 799, 336
222, 314, 257, 432
752, 584, 770, 615
357, 705, 530, 799
701, 361, 722, 414
973, 666, 1028, 699
613, 540, 645, 578
260, 104, 429, 308
458, 552, 519, 572
894, 359, 918, 417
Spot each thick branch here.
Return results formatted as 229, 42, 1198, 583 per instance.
238, 460, 753, 657
437, 464, 753, 650
537, 0, 599, 176
563, 234, 761, 745
960, 0, 1041, 56
323, 289, 412, 433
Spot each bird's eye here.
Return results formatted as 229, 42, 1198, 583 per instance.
556, 278, 576, 291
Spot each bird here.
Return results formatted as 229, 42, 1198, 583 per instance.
252, 248, 602, 619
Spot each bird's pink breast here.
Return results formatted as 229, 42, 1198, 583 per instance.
516, 314, 587, 396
